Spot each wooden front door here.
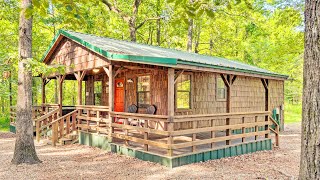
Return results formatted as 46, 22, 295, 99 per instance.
114, 79, 125, 112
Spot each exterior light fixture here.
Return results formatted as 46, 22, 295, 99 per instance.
127, 79, 134, 83
93, 68, 100, 73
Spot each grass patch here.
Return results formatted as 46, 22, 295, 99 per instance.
0, 115, 10, 132
284, 102, 302, 123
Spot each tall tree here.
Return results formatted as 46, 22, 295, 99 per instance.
299, 0, 320, 179
101, 0, 163, 42
11, 0, 41, 164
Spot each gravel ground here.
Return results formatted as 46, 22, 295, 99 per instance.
0, 123, 300, 180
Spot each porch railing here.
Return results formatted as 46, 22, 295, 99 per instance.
110, 112, 170, 152
109, 111, 279, 157
10, 104, 60, 125
76, 105, 109, 134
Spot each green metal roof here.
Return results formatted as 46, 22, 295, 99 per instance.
42, 29, 288, 79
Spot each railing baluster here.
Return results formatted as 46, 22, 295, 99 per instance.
255, 116, 258, 140
167, 121, 174, 156
144, 120, 148, 151
66, 115, 70, 134
211, 119, 215, 148
36, 121, 40, 142
192, 121, 197, 152
242, 117, 245, 142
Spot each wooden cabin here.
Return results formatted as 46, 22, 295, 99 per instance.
10, 30, 287, 168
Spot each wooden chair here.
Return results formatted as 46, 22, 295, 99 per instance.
116, 104, 138, 124
132, 105, 157, 127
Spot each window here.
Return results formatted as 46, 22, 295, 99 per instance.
94, 81, 102, 105
176, 74, 191, 109
137, 75, 151, 108
216, 76, 226, 100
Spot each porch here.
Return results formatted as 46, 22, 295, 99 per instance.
10, 103, 279, 167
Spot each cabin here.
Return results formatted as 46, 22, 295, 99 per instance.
10, 30, 287, 168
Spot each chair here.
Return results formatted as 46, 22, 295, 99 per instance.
137, 105, 157, 127
115, 104, 138, 124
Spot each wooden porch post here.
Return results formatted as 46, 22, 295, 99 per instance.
107, 65, 114, 140
75, 71, 86, 105
41, 78, 46, 105
261, 79, 269, 138
57, 75, 65, 116
221, 74, 237, 145
167, 68, 175, 156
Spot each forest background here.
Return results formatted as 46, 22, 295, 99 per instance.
0, 0, 304, 131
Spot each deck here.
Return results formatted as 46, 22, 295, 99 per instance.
10, 104, 279, 167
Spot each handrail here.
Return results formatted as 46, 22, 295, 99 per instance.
51, 110, 78, 146
110, 111, 169, 121
34, 108, 59, 122
269, 115, 279, 147
269, 116, 279, 127
174, 111, 270, 119
75, 105, 109, 109
50, 110, 78, 126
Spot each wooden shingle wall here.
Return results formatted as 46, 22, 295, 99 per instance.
117, 68, 168, 116
174, 72, 284, 130
48, 38, 109, 73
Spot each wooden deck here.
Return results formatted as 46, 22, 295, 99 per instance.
10, 105, 279, 158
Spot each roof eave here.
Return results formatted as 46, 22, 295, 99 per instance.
177, 60, 289, 80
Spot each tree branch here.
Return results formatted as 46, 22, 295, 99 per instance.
135, 16, 164, 30
101, 0, 130, 22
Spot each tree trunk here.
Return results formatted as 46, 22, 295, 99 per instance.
129, 22, 136, 42
187, 18, 193, 52
156, 0, 161, 46
12, 0, 41, 165
9, 70, 12, 107
299, 0, 320, 179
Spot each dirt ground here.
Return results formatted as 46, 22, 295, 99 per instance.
0, 123, 300, 180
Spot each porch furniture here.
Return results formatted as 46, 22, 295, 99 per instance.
131, 105, 157, 127
116, 104, 138, 124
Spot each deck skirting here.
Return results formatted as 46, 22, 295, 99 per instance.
79, 131, 272, 168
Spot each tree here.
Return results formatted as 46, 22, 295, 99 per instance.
101, 0, 163, 42
11, 0, 41, 164
299, 0, 320, 179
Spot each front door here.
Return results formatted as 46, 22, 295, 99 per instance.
114, 79, 125, 112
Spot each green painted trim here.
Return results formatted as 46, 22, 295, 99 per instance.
41, 29, 288, 79
178, 60, 289, 79
9, 125, 16, 134
79, 131, 272, 168
41, 30, 177, 66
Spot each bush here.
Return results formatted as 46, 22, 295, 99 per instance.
0, 116, 10, 132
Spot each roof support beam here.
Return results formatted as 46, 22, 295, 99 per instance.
174, 70, 185, 84
103, 67, 110, 77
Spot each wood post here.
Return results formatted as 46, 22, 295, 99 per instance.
254, 116, 258, 140
144, 120, 148, 151
75, 71, 86, 105
52, 122, 58, 146
241, 117, 245, 142
42, 78, 46, 104
36, 121, 40, 142
221, 74, 236, 145
108, 65, 114, 140
57, 75, 65, 116
167, 68, 175, 156
261, 79, 269, 138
